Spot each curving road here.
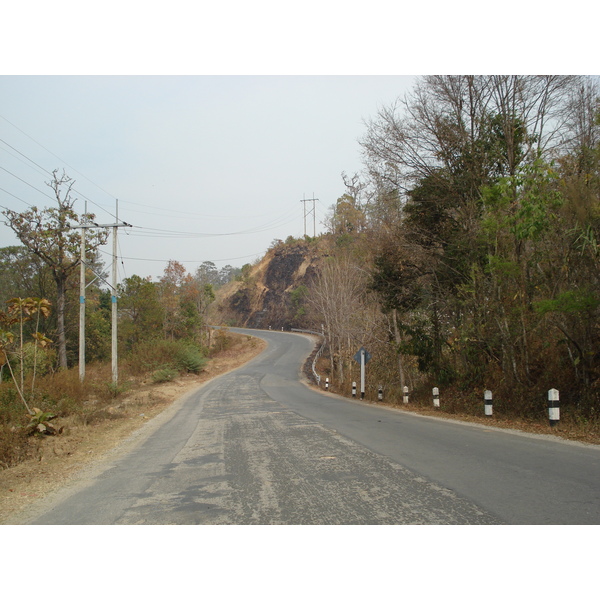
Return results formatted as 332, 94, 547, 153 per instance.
27, 329, 600, 524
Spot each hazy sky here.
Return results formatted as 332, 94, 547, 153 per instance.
0, 75, 416, 281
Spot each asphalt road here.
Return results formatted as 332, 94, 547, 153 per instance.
27, 329, 600, 525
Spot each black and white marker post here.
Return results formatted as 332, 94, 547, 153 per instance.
403, 386, 409, 404
484, 390, 493, 416
433, 387, 440, 408
548, 388, 560, 427
352, 382, 357, 398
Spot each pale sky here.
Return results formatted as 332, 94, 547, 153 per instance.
0, 75, 416, 281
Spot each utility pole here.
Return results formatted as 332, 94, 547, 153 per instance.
300, 193, 318, 238
353, 346, 371, 400
72, 199, 131, 383
79, 202, 87, 382
111, 200, 119, 384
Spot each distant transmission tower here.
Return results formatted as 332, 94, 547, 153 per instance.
300, 193, 318, 238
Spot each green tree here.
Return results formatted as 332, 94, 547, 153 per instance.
327, 194, 367, 236
195, 261, 220, 286
179, 276, 212, 344
0, 246, 54, 301
360, 75, 589, 397
83, 288, 111, 362
118, 275, 164, 351
217, 264, 240, 287
159, 260, 189, 340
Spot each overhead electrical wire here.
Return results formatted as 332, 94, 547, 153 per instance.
0, 135, 118, 221
127, 208, 299, 239
0, 112, 312, 275
112, 196, 287, 221
0, 185, 34, 208
96, 246, 263, 265
118, 241, 128, 282
0, 137, 51, 179
0, 116, 123, 222
1, 117, 297, 226
0, 113, 119, 203
0, 165, 56, 203
1, 115, 306, 231
2, 114, 314, 232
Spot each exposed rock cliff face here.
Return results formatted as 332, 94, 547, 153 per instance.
211, 241, 321, 330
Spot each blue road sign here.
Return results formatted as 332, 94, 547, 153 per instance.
353, 347, 371, 364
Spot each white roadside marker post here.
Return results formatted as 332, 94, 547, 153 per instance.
325, 377, 329, 391
403, 386, 409, 404
548, 388, 560, 427
378, 386, 383, 401
433, 387, 440, 408
484, 390, 493, 416
352, 381, 357, 398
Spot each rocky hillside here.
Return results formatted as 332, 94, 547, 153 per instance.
210, 239, 322, 330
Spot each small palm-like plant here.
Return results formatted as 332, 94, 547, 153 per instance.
24, 408, 63, 436
0, 297, 53, 416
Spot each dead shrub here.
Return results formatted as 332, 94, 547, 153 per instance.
0, 425, 34, 469
210, 329, 233, 355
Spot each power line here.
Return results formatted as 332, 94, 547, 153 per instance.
0, 114, 122, 222
0, 133, 295, 228
0, 134, 119, 220
112, 197, 288, 221
0, 186, 34, 208
0, 112, 119, 202
128, 211, 299, 239
1, 116, 301, 230
0, 165, 56, 203
0, 136, 52, 178
0, 114, 308, 263
96, 247, 262, 265
117, 236, 128, 282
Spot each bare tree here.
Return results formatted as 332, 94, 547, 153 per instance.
361, 75, 583, 190
306, 256, 375, 384
2, 170, 108, 368
562, 77, 600, 171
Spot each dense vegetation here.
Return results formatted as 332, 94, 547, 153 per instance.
0, 208, 241, 467
300, 75, 600, 426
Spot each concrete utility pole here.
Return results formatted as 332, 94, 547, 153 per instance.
353, 347, 371, 400
111, 201, 119, 384
73, 199, 131, 383
300, 193, 318, 237
79, 202, 87, 382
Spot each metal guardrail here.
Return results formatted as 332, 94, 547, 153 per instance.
291, 328, 326, 386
